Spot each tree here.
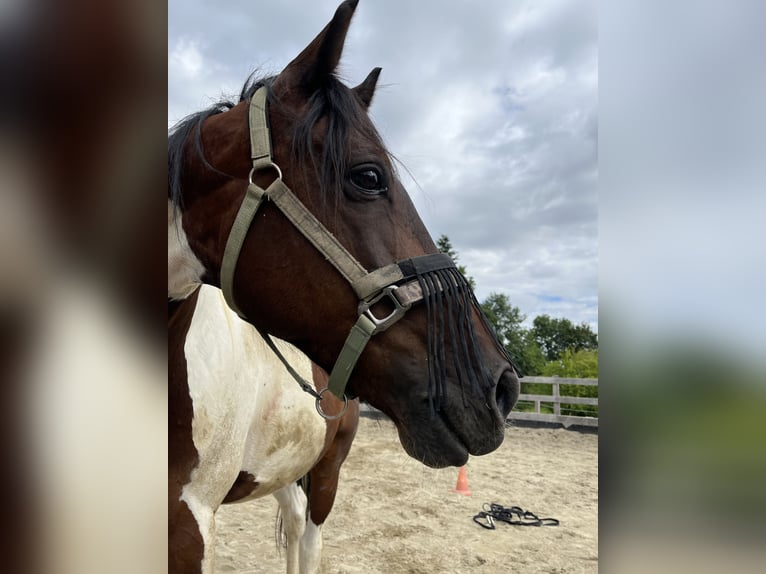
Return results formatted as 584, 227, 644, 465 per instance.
481, 292, 546, 376
436, 235, 476, 290
542, 348, 599, 378
530, 314, 598, 362
481, 292, 525, 346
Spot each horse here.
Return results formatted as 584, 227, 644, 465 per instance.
168, 1, 520, 572
169, 285, 358, 573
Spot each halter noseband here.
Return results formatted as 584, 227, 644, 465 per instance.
220, 86, 471, 415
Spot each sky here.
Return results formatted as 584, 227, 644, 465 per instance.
168, 0, 598, 332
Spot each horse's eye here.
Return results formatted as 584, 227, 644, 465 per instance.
349, 164, 388, 196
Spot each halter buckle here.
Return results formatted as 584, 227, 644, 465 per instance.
358, 285, 410, 333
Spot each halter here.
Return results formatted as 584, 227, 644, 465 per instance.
220, 87, 484, 418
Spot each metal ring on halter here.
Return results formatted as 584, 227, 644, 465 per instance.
248, 162, 283, 184
315, 387, 349, 420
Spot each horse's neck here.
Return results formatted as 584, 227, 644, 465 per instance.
168, 200, 205, 300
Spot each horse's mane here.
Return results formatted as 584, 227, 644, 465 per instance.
168, 72, 269, 211
168, 71, 386, 212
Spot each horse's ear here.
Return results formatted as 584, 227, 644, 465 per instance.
276, 0, 358, 93
352, 67, 382, 109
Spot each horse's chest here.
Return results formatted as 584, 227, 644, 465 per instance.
237, 388, 326, 499
183, 286, 326, 505
187, 375, 326, 505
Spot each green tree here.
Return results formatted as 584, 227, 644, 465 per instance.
436, 234, 476, 290
480, 292, 546, 376
531, 314, 598, 362
542, 348, 599, 378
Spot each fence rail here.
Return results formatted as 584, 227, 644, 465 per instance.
508, 376, 598, 428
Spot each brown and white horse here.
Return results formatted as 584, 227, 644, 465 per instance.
169, 286, 358, 574
169, 1, 519, 572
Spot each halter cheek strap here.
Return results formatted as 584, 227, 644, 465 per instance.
220, 87, 508, 411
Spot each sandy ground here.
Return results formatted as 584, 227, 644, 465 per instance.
215, 415, 598, 573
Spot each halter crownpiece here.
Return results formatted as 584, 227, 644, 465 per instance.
220, 87, 514, 415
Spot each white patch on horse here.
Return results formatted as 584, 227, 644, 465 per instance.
273, 483, 308, 574
180, 285, 327, 571
168, 200, 205, 300
299, 519, 324, 574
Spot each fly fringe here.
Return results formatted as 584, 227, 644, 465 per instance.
417, 267, 491, 413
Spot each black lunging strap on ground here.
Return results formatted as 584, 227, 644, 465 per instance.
472, 503, 560, 530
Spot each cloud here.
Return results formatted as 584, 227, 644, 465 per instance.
168, 38, 204, 79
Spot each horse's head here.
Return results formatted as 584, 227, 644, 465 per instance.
169, 0, 519, 467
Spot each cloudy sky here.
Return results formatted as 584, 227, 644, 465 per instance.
168, 0, 598, 332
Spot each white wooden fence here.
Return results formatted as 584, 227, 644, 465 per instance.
508, 376, 598, 428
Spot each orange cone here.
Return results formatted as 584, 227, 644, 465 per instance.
452, 465, 471, 496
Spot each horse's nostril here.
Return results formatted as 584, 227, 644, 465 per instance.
495, 369, 519, 418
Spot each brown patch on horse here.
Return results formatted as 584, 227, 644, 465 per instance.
309, 363, 360, 525
222, 471, 260, 503
168, 289, 204, 572
312, 363, 347, 451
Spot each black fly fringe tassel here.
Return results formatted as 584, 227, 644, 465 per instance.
419, 267, 493, 414
449, 268, 480, 390
447, 268, 489, 394
436, 268, 468, 407
430, 272, 449, 409
419, 271, 448, 412
418, 273, 437, 414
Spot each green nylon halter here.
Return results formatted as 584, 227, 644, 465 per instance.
218, 87, 481, 419
220, 87, 414, 413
